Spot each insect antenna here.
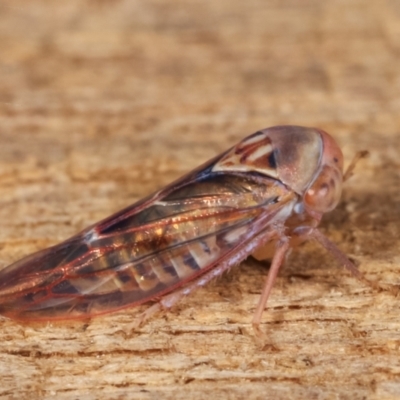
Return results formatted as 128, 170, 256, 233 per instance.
309, 228, 380, 291
343, 150, 369, 182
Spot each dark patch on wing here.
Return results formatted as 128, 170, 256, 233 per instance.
200, 240, 211, 254
52, 280, 80, 295
183, 253, 200, 271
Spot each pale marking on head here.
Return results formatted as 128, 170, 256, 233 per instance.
242, 133, 268, 145
247, 144, 273, 162
212, 131, 278, 177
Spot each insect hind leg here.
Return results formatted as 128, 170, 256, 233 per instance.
251, 238, 291, 335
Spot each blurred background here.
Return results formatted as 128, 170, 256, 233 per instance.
1, 1, 400, 399
0, 1, 399, 221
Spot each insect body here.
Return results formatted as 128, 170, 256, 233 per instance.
0, 125, 363, 328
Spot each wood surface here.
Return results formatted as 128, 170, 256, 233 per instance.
0, 1, 400, 399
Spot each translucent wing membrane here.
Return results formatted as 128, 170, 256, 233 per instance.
0, 172, 294, 321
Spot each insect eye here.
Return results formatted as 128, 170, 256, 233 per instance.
303, 165, 343, 214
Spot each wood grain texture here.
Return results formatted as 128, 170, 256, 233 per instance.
1, 0, 400, 399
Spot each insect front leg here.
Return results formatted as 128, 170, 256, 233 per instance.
252, 237, 291, 335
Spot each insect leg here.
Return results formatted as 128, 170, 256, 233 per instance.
343, 150, 369, 182
251, 238, 290, 332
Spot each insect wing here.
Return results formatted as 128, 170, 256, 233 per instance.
0, 170, 293, 321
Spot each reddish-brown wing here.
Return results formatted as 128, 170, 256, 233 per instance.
0, 171, 294, 321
